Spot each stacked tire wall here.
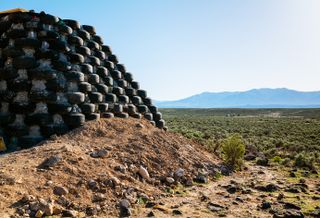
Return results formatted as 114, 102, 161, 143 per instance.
0, 10, 166, 151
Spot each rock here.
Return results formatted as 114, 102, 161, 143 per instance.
146, 202, 156, 208
261, 201, 271, 209
207, 202, 225, 212
174, 168, 185, 178
42, 203, 54, 216
136, 123, 144, 128
90, 149, 108, 158
185, 179, 193, 187
115, 165, 126, 173
93, 193, 106, 202
119, 199, 131, 217
226, 185, 237, 194
21, 195, 35, 203
274, 209, 304, 218
139, 166, 150, 179
147, 211, 155, 217
255, 183, 278, 192
244, 153, 256, 161
166, 177, 175, 184
194, 172, 208, 184
235, 196, 244, 203
219, 165, 232, 176
277, 193, 284, 201
283, 202, 301, 210
256, 158, 269, 166
86, 206, 98, 216
172, 209, 182, 215
29, 201, 40, 211
310, 208, 320, 217
53, 186, 69, 196
45, 180, 53, 186
35, 210, 44, 218
38, 155, 62, 169
88, 179, 99, 190
285, 187, 300, 193
290, 171, 296, 177
63, 210, 78, 217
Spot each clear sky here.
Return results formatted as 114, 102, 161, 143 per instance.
1, 0, 319, 100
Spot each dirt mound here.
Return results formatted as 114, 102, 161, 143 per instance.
0, 118, 218, 217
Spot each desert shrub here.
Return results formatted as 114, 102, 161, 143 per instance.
294, 153, 315, 170
280, 157, 291, 166
271, 155, 282, 163
221, 134, 245, 169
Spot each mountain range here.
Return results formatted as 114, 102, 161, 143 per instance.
155, 88, 320, 108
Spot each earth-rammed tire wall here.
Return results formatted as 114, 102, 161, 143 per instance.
0, 10, 166, 151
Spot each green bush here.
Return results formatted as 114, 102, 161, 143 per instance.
294, 153, 315, 170
221, 134, 245, 169
271, 155, 282, 163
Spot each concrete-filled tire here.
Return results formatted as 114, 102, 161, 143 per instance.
64, 113, 85, 128
66, 92, 85, 104
80, 103, 96, 114
88, 92, 103, 103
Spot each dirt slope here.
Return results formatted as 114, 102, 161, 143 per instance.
0, 118, 218, 217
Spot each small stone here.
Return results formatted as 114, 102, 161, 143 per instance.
93, 193, 106, 202
226, 185, 237, 194
261, 201, 271, 209
166, 177, 175, 184
136, 123, 144, 128
21, 195, 35, 203
147, 211, 155, 217
115, 165, 126, 173
45, 180, 53, 186
119, 199, 131, 217
88, 179, 99, 189
139, 166, 150, 179
90, 149, 108, 158
43, 203, 54, 216
172, 209, 182, 215
63, 210, 78, 217
38, 155, 62, 169
53, 186, 69, 196
174, 168, 185, 178
29, 201, 40, 211
235, 196, 243, 202
284, 202, 301, 210
86, 206, 98, 216
35, 210, 44, 218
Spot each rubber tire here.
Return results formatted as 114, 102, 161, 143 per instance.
12, 57, 38, 69
85, 113, 100, 121
88, 92, 103, 103
67, 92, 85, 104
78, 82, 92, 93
64, 113, 85, 128
98, 103, 108, 112
80, 103, 96, 114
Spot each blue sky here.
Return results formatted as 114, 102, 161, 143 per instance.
1, 0, 319, 100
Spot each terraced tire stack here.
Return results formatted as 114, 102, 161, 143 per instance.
0, 10, 166, 150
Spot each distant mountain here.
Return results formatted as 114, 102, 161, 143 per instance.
156, 88, 320, 108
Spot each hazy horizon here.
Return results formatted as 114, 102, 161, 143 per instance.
1, 0, 319, 100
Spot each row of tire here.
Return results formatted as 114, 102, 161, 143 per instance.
0, 11, 166, 150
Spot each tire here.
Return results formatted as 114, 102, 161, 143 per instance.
86, 56, 100, 66
7, 80, 31, 92
85, 113, 100, 121
29, 91, 57, 103
132, 96, 142, 105
86, 40, 100, 50
131, 113, 142, 119
153, 112, 162, 121
38, 30, 59, 41
0, 90, 16, 102
78, 82, 92, 93
6, 29, 27, 39
9, 102, 35, 114
103, 60, 114, 70
77, 29, 90, 40
92, 35, 103, 44
88, 92, 103, 103
57, 24, 73, 35
113, 104, 123, 114
127, 104, 136, 114
131, 81, 140, 89
15, 38, 42, 49
115, 112, 128, 119
149, 105, 158, 114
124, 72, 133, 82
28, 67, 57, 80
143, 97, 152, 106
80, 103, 95, 114
137, 90, 147, 99
35, 49, 59, 60
0, 113, 14, 125
118, 95, 129, 104
64, 113, 85, 127
112, 87, 124, 96
105, 93, 116, 103
150, 121, 156, 126
52, 60, 72, 71
103, 77, 113, 86
96, 66, 109, 79
49, 40, 70, 52
5, 124, 29, 137
110, 70, 122, 80
144, 113, 153, 121
156, 119, 165, 129
18, 136, 44, 149
101, 112, 114, 118
88, 74, 100, 84
95, 84, 109, 94
94, 50, 106, 60
63, 19, 80, 29
117, 79, 127, 88
125, 88, 136, 97
101, 45, 112, 56
116, 64, 126, 73
25, 113, 53, 126
2, 46, 24, 58
39, 13, 59, 25
98, 103, 108, 112
67, 92, 85, 104
68, 35, 84, 46
80, 63, 93, 74
12, 57, 38, 69
108, 54, 119, 63
82, 25, 96, 35
64, 71, 84, 82
68, 53, 85, 64
138, 105, 148, 114
76, 46, 91, 56
46, 77, 66, 92
47, 103, 72, 114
